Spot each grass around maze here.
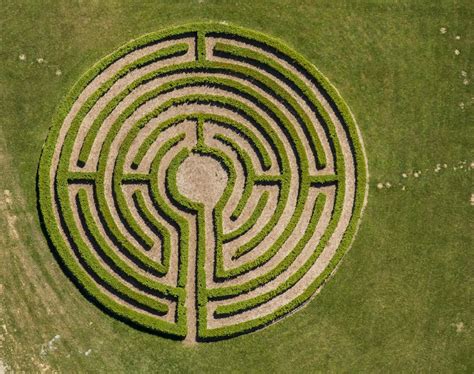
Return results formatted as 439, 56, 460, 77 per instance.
1, 1, 472, 372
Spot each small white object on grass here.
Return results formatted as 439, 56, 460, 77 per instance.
41, 334, 61, 356
85, 349, 92, 356
471, 193, 474, 206
455, 35, 461, 40
413, 172, 419, 178
37, 57, 45, 63
463, 79, 469, 85
402, 173, 407, 178
385, 182, 391, 188
459, 102, 465, 109
454, 321, 465, 332
440, 27, 447, 34
49, 335, 60, 349
461, 70, 467, 77
55, 69, 62, 76
401, 185, 406, 191
454, 49, 460, 55
0, 360, 10, 374
376, 183, 383, 190
19, 54, 26, 61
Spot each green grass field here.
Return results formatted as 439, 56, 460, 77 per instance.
0, 0, 472, 372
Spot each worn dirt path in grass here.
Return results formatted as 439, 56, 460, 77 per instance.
0, 127, 89, 371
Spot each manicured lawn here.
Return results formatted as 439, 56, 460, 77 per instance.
0, 0, 472, 372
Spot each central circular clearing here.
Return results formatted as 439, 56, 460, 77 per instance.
176, 154, 228, 206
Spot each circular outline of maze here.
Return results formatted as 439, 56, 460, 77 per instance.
37, 23, 368, 342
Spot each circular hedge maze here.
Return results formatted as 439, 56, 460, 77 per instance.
37, 23, 367, 342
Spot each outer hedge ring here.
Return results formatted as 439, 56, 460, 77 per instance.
37, 22, 368, 341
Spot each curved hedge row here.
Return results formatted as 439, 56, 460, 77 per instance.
37, 22, 367, 341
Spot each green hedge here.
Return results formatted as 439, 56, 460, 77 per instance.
37, 22, 367, 341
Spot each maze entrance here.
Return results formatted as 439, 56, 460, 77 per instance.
37, 23, 367, 341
